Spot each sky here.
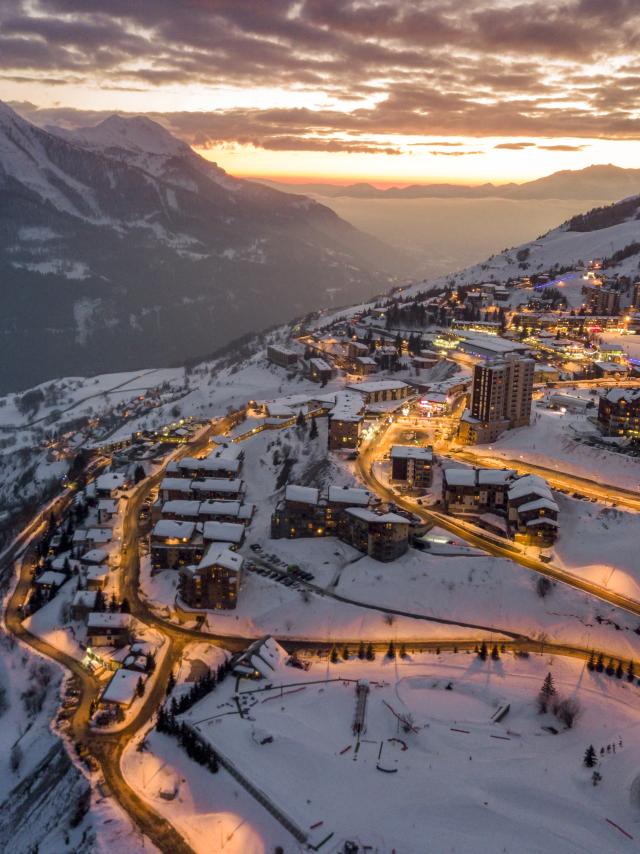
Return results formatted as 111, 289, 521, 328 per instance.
2, 0, 640, 185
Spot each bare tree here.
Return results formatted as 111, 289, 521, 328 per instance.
555, 697, 581, 728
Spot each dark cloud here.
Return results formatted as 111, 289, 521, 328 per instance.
494, 142, 536, 150
537, 144, 588, 151
3, 0, 640, 152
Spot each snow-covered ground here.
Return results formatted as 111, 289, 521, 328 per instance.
473, 403, 640, 491
136, 647, 640, 854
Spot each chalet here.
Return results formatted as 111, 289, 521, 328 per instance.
80, 548, 109, 566
341, 508, 409, 562
100, 668, 145, 707
34, 570, 66, 594
71, 590, 97, 621
95, 472, 126, 498
271, 485, 323, 538
190, 478, 244, 500
198, 500, 254, 524
232, 636, 286, 680
159, 477, 193, 502
179, 547, 243, 610
97, 499, 119, 526
442, 468, 515, 514
150, 520, 204, 569
352, 356, 378, 376
202, 520, 246, 548
507, 475, 559, 544
85, 564, 110, 590
390, 445, 433, 488
87, 612, 132, 648
325, 485, 371, 533
161, 500, 201, 521
84, 528, 112, 550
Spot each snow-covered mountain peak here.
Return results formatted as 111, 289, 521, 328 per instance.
67, 113, 190, 156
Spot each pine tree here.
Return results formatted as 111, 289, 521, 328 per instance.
330, 646, 338, 664
94, 589, 106, 612
387, 640, 396, 659
538, 672, 556, 713
136, 677, 145, 697
491, 644, 500, 661
166, 671, 176, 696
366, 643, 375, 661
109, 593, 118, 613
584, 745, 597, 768
627, 661, 635, 683
478, 641, 488, 661
341, 645, 349, 661
400, 644, 407, 658
357, 641, 365, 660
296, 410, 305, 429
587, 650, 595, 671
120, 598, 130, 613
596, 652, 604, 673
309, 417, 319, 440
592, 771, 602, 787
605, 658, 615, 676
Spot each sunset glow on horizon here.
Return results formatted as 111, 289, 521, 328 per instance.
2, 1, 640, 185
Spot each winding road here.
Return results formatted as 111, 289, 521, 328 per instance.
4, 406, 640, 853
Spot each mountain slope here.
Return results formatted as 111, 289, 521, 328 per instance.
404, 193, 640, 296
0, 102, 407, 392
261, 165, 640, 201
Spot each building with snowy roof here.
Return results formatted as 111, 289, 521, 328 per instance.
150, 519, 203, 569
87, 612, 132, 648
101, 668, 144, 707
179, 546, 243, 610
390, 445, 434, 488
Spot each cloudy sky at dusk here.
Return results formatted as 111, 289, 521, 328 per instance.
3, 0, 640, 185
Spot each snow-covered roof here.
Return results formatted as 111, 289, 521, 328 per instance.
233, 636, 287, 678
190, 478, 243, 494
517, 497, 559, 514
603, 388, 640, 404
197, 545, 243, 573
97, 499, 118, 513
101, 669, 142, 706
285, 484, 319, 505
328, 485, 371, 506
310, 357, 332, 371
81, 548, 108, 564
202, 521, 244, 544
87, 612, 131, 629
594, 361, 629, 372
95, 472, 126, 491
508, 474, 553, 501
198, 499, 242, 517
330, 391, 364, 422
346, 507, 408, 524
444, 468, 514, 487
35, 570, 66, 586
526, 517, 559, 528
86, 564, 110, 581
72, 590, 97, 607
347, 380, 408, 394
160, 477, 192, 493
391, 445, 433, 461
152, 519, 196, 540
86, 528, 112, 543
162, 500, 201, 516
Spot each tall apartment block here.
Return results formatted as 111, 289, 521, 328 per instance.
459, 354, 534, 444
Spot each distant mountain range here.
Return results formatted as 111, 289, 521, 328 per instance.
0, 102, 408, 392
260, 165, 640, 201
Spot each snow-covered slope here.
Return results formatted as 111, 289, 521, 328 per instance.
430, 194, 640, 289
